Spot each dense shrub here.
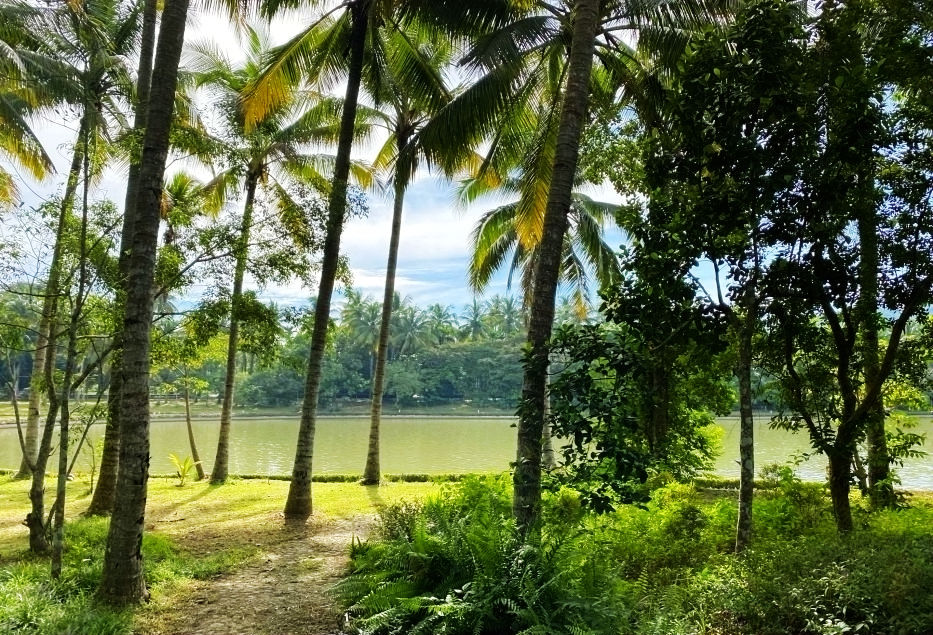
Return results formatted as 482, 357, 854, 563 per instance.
339, 477, 933, 635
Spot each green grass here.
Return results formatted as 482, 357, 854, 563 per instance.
0, 474, 439, 634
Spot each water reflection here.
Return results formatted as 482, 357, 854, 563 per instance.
1, 416, 930, 488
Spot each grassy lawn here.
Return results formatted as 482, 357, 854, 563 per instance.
0, 474, 439, 634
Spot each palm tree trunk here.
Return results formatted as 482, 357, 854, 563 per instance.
734, 315, 755, 553
183, 369, 205, 481
97, 0, 189, 605
285, 1, 370, 521
513, 0, 599, 535
87, 0, 157, 516
212, 173, 257, 484
363, 143, 410, 485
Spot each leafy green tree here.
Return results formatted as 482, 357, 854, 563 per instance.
637, 0, 812, 549
755, 0, 933, 531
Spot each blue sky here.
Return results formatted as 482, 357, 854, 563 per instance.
2, 10, 628, 316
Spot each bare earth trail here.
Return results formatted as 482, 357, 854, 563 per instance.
146, 515, 372, 635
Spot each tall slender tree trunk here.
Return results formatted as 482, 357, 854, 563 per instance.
285, 2, 370, 521
183, 369, 205, 481
735, 315, 755, 553
858, 205, 891, 507
98, 0, 189, 604
212, 174, 257, 484
828, 449, 853, 532
16, 322, 46, 479
363, 141, 410, 485
513, 0, 600, 535
52, 134, 92, 578
25, 111, 88, 553
87, 0, 157, 516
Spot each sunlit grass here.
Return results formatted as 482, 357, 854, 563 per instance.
0, 473, 439, 634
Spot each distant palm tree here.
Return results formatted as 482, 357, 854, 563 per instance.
341, 289, 382, 377
459, 297, 489, 341
390, 305, 432, 356
486, 295, 523, 337
425, 303, 458, 344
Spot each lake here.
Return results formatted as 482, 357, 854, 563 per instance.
2, 415, 932, 488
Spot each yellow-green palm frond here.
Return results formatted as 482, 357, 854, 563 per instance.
242, 10, 349, 130
0, 91, 53, 180
0, 167, 19, 209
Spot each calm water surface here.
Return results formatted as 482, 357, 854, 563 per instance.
2, 416, 932, 488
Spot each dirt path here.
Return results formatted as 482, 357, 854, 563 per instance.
147, 515, 372, 635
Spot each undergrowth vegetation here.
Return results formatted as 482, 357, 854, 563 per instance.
338, 474, 933, 635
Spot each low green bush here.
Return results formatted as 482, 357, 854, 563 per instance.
339, 477, 933, 635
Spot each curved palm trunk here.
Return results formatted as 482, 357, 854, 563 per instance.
87, 0, 157, 516
285, 2, 369, 521
183, 368, 205, 481
98, 0, 189, 605
363, 148, 410, 485
514, 0, 600, 535
211, 174, 257, 484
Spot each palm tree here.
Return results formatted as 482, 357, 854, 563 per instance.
0, 1, 53, 211
98, 0, 192, 605
459, 297, 489, 341
15, 0, 140, 550
341, 289, 381, 377
411, 0, 735, 532
469, 188, 622, 317
361, 25, 453, 485
188, 25, 369, 484
425, 303, 457, 344
244, 0, 441, 521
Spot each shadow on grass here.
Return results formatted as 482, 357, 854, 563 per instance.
364, 484, 386, 511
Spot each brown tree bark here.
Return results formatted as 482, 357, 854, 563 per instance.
87, 0, 157, 516
363, 135, 411, 485
734, 317, 755, 553
285, 1, 370, 521
513, 0, 600, 535
98, 0, 190, 605
52, 132, 92, 578
212, 173, 258, 484
858, 204, 892, 507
